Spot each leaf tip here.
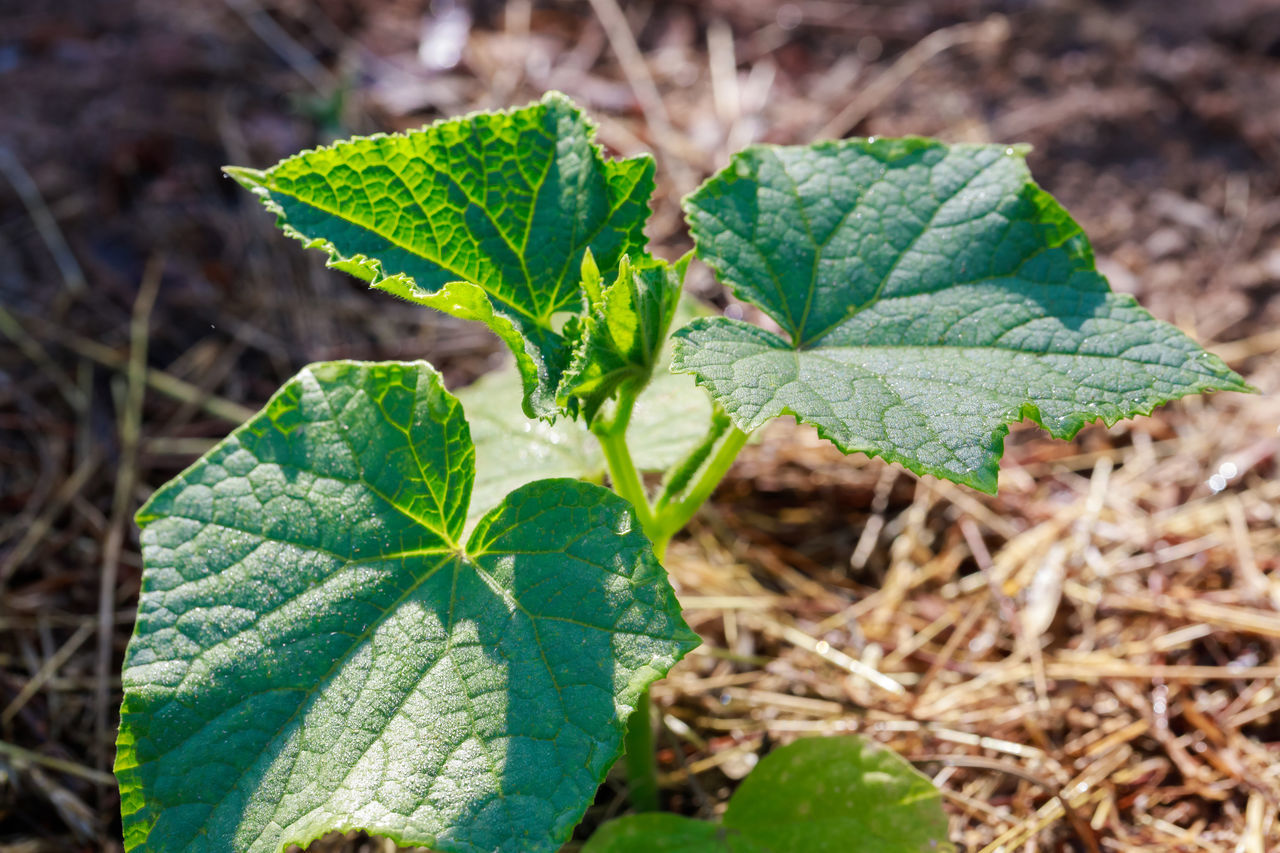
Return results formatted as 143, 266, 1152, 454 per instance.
222, 165, 269, 190
966, 469, 1000, 495
540, 89, 578, 110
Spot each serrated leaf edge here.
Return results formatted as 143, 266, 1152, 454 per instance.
671, 315, 1249, 493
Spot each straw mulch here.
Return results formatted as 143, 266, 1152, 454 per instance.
661, 368, 1279, 852
1, 0, 1277, 850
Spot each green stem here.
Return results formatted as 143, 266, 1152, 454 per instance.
596, 397, 750, 814
591, 391, 665, 811
650, 425, 749, 550
592, 392, 657, 537
618, 428, 747, 812
623, 691, 658, 811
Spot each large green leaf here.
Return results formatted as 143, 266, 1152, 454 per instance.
227, 93, 655, 418
583, 736, 950, 852
675, 138, 1250, 492
117, 361, 698, 853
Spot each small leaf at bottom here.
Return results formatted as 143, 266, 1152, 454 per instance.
584, 736, 949, 853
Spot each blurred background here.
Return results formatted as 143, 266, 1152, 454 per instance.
2, 0, 1278, 850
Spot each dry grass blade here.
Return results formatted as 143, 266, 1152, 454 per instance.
817, 16, 1011, 139
93, 256, 162, 772
0, 146, 86, 295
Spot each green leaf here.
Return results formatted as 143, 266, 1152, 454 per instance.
559, 253, 688, 423
226, 93, 655, 419
582, 814, 757, 853
457, 365, 598, 526
117, 361, 698, 853
722, 737, 949, 853
676, 139, 1251, 492
583, 736, 950, 853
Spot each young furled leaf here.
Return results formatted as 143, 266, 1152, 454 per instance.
117, 361, 698, 853
674, 138, 1250, 492
226, 94, 654, 419
583, 736, 951, 852
559, 253, 688, 423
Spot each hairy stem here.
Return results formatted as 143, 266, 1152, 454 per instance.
600, 394, 750, 814
592, 387, 666, 811
655, 406, 733, 509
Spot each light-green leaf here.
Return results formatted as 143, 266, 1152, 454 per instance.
227, 93, 655, 419
459, 357, 714, 527
676, 139, 1250, 492
559, 253, 688, 423
117, 360, 698, 853
583, 736, 951, 852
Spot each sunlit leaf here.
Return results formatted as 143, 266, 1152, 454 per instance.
118, 361, 698, 852
228, 94, 654, 418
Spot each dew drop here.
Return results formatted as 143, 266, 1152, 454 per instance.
1208, 473, 1227, 493
1004, 147, 1014, 155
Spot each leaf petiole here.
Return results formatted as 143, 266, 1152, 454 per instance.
591, 385, 659, 540
649, 423, 750, 556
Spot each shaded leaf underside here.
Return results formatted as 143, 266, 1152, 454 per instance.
676, 138, 1248, 491
117, 361, 697, 853
460, 358, 713, 527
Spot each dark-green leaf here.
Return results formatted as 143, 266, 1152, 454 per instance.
676, 139, 1250, 492
583, 736, 951, 852
117, 361, 698, 853
227, 94, 655, 419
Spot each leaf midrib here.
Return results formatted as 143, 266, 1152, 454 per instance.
267, 181, 545, 327
795, 149, 1004, 348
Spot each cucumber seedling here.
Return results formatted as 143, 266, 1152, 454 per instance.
116, 93, 1247, 852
